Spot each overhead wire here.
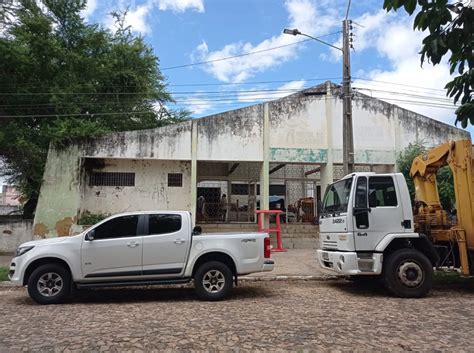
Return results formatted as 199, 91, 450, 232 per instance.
160, 31, 343, 70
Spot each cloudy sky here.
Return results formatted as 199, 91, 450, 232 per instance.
3, 0, 471, 187
80, 0, 470, 134
79, 0, 469, 133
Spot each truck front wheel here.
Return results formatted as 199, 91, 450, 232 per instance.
194, 261, 233, 301
383, 248, 433, 298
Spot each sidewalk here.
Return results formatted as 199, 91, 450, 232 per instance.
244, 249, 338, 280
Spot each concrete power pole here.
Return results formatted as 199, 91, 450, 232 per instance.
342, 19, 354, 175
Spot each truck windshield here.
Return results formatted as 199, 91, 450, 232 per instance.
321, 177, 353, 216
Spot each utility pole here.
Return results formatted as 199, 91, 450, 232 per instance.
342, 19, 354, 175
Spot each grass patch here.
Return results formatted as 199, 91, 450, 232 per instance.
434, 270, 472, 285
0, 266, 9, 282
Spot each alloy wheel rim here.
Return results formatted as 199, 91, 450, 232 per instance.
37, 272, 63, 297
202, 270, 225, 293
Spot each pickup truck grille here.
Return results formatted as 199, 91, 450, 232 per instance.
322, 240, 338, 249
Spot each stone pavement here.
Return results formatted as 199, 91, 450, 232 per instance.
1, 280, 474, 351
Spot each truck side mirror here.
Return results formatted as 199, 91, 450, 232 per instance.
85, 229, 95, 241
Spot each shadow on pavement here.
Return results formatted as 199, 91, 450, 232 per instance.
326, 278, 389, 297
327, 276, 474, 298
14, 282, 275, 305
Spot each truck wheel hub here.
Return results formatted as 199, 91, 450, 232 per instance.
397, 261, 423, 287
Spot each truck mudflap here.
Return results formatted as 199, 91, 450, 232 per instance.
317, 250, 383, 275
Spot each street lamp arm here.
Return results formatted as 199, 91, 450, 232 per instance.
282, 28, 342, 52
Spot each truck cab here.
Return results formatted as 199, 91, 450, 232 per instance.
317, 172, 436, 297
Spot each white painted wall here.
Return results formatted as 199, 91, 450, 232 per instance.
83, 122, 193, 161
197, 105, 264, 161
80, 159, 192, 215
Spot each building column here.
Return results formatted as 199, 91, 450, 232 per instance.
190, 120, 198, 225
320, 81, 334, 196
260, 103, 270, 228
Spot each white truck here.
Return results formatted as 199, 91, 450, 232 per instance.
316, 173, 438, 298
9, 211, 274, 304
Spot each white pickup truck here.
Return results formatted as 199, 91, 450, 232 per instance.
9, 211, 274, 304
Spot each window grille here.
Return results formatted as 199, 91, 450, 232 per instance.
168, 173, 183, 187
89, 172, 135, 187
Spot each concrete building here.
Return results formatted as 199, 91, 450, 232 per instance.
33, 82, 469, 238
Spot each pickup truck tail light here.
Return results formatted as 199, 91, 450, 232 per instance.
264, 237, 271, 258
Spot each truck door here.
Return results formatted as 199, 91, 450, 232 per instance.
141, 213, 189, 277
353, 176, 405, 251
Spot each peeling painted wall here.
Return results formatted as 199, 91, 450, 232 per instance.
84, 122, 192, 160
35, 81, 469, 237
33, 144, 82, 237
81, 159, 192, 215
197, 105, 263, 161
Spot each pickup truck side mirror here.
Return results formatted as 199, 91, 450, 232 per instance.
85, 229, 95, 241
192, 226, 202, 236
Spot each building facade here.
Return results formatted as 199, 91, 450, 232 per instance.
33, 82, 469, 237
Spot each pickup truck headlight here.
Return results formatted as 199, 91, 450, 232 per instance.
15, 246, 34, 257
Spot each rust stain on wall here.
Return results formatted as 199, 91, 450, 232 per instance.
55, 217, 76, 237
33, 223, 48, 238
2, 229, 12, 235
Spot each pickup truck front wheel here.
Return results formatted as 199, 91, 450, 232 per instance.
194, 261, 233, 301
27, 264, 71, 305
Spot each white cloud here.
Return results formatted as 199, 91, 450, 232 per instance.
351, 11, 458, 125
105, 3, 152, 35
155, 0, 204, 13
104, 0, 204, 35
181, 94, 214, 115
81, 0, 98, 20
237, 80, 306, 103
193, 0, 340, 83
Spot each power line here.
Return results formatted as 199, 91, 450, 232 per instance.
160, 31, 342, 70
353, 77, 446, 92
345, 0, 352, 20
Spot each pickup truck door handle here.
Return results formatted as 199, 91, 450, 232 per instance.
127, 242, 140, 247
174, 239, 186, 244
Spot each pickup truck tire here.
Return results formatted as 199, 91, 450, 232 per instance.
194, 261, 233, 301
383, 248, 433, 298
27, 264, 71, 305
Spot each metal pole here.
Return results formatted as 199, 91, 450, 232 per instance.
342, 19, 354, 175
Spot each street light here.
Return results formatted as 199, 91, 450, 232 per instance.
283, 25, 354, 176
283, 28, 342, 51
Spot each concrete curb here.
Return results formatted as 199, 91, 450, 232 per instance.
240, 275, 341, 282
0, 281, 16, 287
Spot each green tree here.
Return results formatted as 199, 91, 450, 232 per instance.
383, 0, 473, 128
396, 142, 454, 210
0, 1, 188, 217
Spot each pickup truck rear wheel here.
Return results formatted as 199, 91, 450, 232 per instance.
27, 264, 71, 305
383, 248, 433, 298
194, 261, 233, 301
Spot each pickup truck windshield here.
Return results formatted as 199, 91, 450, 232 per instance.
321, 177, 353, 216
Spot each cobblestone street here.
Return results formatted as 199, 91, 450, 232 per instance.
1, 279, 474, 352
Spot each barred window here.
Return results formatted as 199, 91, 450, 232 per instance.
168, 173, 183, 187
89, 172, 135, 187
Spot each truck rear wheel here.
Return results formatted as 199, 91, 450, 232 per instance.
383, 248, 433, 298
194, 261, 233, 301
